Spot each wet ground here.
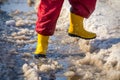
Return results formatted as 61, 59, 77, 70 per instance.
0, 0, 120, 80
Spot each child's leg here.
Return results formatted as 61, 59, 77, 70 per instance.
36, 0, 64, 36
68, 0, 97, 39
69, 0, 97, 18
34, 0, 64, 58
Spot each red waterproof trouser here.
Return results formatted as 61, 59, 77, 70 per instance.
36, 0, 97, 36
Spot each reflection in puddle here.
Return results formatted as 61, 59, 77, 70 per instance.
67, 75, 81, 80
52, 75, 81, 80
1, 0, 34, 13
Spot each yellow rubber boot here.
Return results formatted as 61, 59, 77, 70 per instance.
34, 34, 49, 58
68, 13, 96, 39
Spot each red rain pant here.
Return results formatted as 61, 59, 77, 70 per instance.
36, 0, 97, 36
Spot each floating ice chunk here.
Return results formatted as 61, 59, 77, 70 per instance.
64, 71, 75, 77
6, 20, 15, 26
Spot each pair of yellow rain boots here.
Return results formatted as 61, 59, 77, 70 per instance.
34, 13, 96, 58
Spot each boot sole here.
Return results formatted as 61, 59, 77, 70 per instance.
34, 54, 46, 59
68, 33, 96, 40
